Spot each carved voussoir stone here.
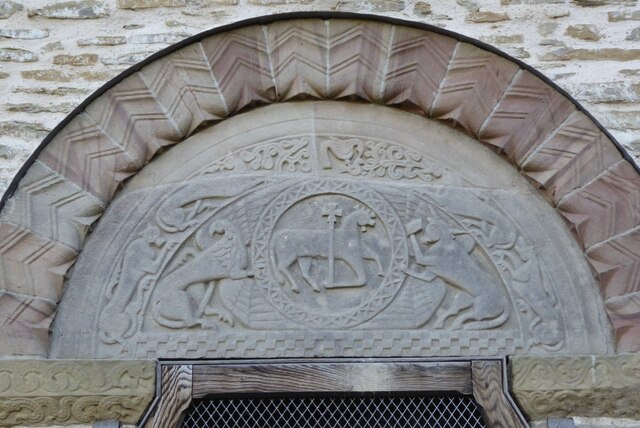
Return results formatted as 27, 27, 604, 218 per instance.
0, 360, 155, 426
431, 42, 519, 135
558, 160, 640, 249
521, 111, 622, 203
511, 355, 640, 420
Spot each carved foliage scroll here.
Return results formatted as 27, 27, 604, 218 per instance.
0, 360, 155, 426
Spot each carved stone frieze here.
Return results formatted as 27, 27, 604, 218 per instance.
0, 360, 155, 426
511, 355, 640, 420
49, 102, 612, 359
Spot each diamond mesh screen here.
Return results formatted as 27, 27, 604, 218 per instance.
182, 395, 487, 428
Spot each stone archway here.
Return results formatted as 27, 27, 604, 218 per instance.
1, 12, 640, 426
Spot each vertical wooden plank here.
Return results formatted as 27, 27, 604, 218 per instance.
144, 365, 193, 428
472, 360, 528, 428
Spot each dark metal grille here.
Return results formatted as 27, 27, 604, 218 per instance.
182, 395, 487, 428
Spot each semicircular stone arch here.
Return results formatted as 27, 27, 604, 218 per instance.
0, 14, 638, 358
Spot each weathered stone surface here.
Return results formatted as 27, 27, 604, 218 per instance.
21, 69, 117, 82
542, 47, 640, 61
365, 0, 406, 11
128, 32, 190, 44
620, 68, 640, 75
599, 110, 640, 130
41, 41, 63, 52
50, 101, 609, 359
565, 82, 640, 103
466, 11, 510, 22
0, 360, 155, 425
502, 0, 564, 3
100, 50, 153, 65
77, 35, 126, 46
0, 120, 50, 140
626, 26, 640, 41
0, 47, 37, 62
249, 0, 313, 4
565, 24, 602, 41
575, 0, 636, 5
116, 0, 187, 8
0, 28, 49, 39
538, 22, 559, 36
456, 0, 479, 11
480, 34, 524, 44
28, 0, 109, 18
609, 10, 640, 21
413, 1, 431, 15
6, 102, 75, 113
0, 143, 17, 159
53, 53, 98, 66
12, 86, 87, 96
0, 71, 8, 79
0, 1, 23, 19
511, 355, 640, 420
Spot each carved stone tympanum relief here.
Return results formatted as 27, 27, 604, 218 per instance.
50, 102, 612, 359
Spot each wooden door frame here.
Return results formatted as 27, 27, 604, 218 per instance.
140, 358, 528, 428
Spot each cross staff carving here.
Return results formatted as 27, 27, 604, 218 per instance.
322, 202, 342, 285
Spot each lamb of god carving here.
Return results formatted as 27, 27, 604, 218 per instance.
99, 174, 564, 353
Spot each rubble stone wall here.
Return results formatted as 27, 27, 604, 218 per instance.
0, 0, 638, 192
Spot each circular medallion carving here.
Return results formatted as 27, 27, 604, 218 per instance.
252, 178, 408, 328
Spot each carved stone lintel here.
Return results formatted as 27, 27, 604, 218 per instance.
0, 360, 155, 426
510, 355, 640, 420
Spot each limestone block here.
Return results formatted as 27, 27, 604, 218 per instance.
511, 355, 640, 420
0, 1, 23, 19
116, 0, 188, 8
0, 29, 49, 39
558, 160, 640, 248
381, 26, 457, 113
27, 0, 110, 19
431, 42, 519, 135
200, 25, 276, 113
521, 112, 622, 203
0, 48, 38, 63
542, 48, 640, 61
0, 360, 155, 426
565, 25, 603, 41
266, 19, 329, 100
77, 36, 127, 46
466, 11, 510, 22
53, 54, 99, 66
478, 70, 575, 163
